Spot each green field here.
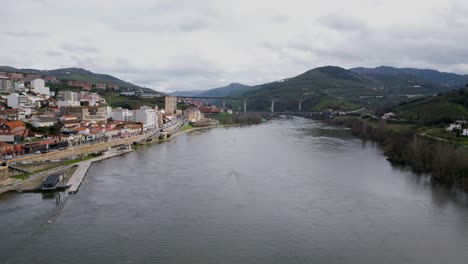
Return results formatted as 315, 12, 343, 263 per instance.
395, 91, 468, 120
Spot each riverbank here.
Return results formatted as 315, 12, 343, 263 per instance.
0, 123, 242, 194
330, 116, 468, 190
0, 147, 134, 195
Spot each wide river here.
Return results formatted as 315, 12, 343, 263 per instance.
1, 119, 468, 264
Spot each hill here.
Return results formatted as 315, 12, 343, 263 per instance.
169, 90, 204, 97
350, 66, 468, 94
0, 66, 158, 93
395, 89, 468, 121
198, 83, 250, 97
226, 66, 380, 111
237, 66, 377, 98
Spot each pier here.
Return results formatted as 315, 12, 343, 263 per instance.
67, 161, 91, 194
67, 146, 133, 194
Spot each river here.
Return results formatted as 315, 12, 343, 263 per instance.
1, 119, 468, 264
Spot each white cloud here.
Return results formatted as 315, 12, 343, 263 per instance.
0, 0, 467, 92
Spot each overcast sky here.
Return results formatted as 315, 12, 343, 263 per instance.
1, 0, 468, 92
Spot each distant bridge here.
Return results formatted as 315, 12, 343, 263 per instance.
174, 95, 316, 113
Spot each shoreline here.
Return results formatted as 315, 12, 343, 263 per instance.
0, 123, 242, 195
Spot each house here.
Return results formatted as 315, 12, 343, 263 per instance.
108, 84, 120, 90
31, 116, 58, 128
94, 83, 106, 89
139, 93, 161, 98
60, 106, 88, 120
447, 123, 462, 132
78, 91, 104, 106
0, 120, 27, 142
184, 108, 203, 123
24, 74, 42, 82
120, 91, 136, 96
0, 109, 20, 120
462, 129, 468, 136
68, 80, 92, 90
77, 126, 90, 135
44, 76, 60, 84
382, 112, 395, 120
60, 115, 78, 121
57, 119, 81, 132
6, 72, 23, 81
0, 142, 15, 157
57, 100, 81, 107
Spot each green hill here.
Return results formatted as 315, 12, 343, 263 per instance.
0, 66, 159, 93
395, 90, 468, 121
350, 66, 467, 95
238, 66, 378, 98
198, 83, 250, 97
226, 66, 380, 111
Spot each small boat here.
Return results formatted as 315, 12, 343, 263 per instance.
41, 174, 63, 191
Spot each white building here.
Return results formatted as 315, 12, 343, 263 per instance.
13, 82, 25, 92
61, 90, 78, 101
7, 94, 31, 108
31, 117, 57, 127
0, 76, 12, 93
120, 91, 136, 96
79, 91, 103, 106
57, 100, 81, 107
30, 79, 50, 97
135, 106, 158, 131
447, 123, 462, 132
463, 129, 468, 136
111, 107, 134, 122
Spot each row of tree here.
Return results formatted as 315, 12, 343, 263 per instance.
338, 118, 468, 190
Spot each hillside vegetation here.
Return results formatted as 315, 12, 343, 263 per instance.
395, 89, 468, 121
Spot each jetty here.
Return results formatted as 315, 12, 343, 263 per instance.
67, 161, 91, 194
67, 147, 133, 194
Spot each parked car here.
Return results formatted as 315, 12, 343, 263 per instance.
4, 155, 13, 160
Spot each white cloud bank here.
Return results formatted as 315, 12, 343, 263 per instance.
1, 0, 468, 92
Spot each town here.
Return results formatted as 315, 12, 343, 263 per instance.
0, 70, 228, 191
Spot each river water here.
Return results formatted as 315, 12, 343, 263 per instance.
1, 119, 468, 264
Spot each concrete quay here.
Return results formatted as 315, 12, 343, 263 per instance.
67, 148, 133, 194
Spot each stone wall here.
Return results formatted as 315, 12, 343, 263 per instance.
8, 134, 147, 164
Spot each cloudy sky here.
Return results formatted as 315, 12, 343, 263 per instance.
1, 0, 468, 92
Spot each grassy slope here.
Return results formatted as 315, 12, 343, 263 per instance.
228, 66, 379, 111
396, 92, 468, 120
